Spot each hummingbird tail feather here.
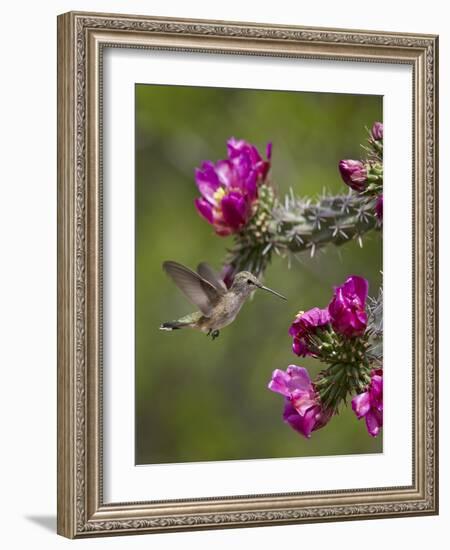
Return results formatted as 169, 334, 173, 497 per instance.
159, 321, 188, 331
160, 311, 201, 331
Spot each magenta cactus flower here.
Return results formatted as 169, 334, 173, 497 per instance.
351, 369, 383, 437
289, 307, 330, 356
268, 365, 332, 438
227, 137, 272, 183
375, 194, 383, 220
371, 121, 383, 141
338, 159, 368, 192
328, 275, 368, 337
194, 137, 272, 236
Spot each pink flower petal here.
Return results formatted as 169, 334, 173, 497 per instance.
194, 163, 220, 203
301, 407, 320, 438
268, 365, 312, 397
328, 276, 369, 337
285, 365, 312, 392
345, 275, 369, 304
194, 198, 213, 224
365, 409, 382, 437
220, 192, 248, 230
351, 391, 371, 419
215, 160, 235, 188
268, 369, 292, 397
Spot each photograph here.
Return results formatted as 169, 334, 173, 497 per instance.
135, 84, 384, 465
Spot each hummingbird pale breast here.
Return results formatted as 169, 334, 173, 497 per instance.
197, 290, 248, 332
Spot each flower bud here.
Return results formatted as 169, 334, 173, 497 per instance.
338, 160, 367, 192
289, 307, 331, 357
371, 121, 383, 141
328, 275, 369, 337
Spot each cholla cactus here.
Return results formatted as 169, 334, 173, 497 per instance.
191, 128, 384, 440
268, 276, 383, 439
202, 123, 384, 279
226, 188, 379, 277
365, 286, 383, 366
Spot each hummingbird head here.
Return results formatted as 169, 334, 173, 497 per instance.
231, 271, 287, 301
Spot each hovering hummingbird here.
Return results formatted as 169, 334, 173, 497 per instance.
160, 261, 287, 340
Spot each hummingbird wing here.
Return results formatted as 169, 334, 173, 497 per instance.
197, 262, 227, 293
162, 261, 221, 316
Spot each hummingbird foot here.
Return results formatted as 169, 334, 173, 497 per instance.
211, 329, 220, 340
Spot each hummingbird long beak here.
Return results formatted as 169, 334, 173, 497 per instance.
259, 285, 287, 301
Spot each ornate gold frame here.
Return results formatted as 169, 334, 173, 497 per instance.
57, 11, 439, 538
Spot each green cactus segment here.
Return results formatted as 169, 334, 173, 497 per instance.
313, 330, 372, 413
366, 287, 383, 366
272, 191, 379, 253
226, 189, 379, 277
315, 287, 382, 414
315, 361, 372, 413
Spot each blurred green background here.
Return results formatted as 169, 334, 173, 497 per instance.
135, 84, 382, 465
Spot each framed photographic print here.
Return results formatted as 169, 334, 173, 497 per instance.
57, 11, 439, 538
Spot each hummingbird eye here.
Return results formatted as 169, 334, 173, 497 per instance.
247, 279, 254, 285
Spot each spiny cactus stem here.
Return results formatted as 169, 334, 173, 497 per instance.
226, 191, 380, 277
316, 361, 372, 413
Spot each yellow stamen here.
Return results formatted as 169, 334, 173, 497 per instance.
213, 187, 226, 203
